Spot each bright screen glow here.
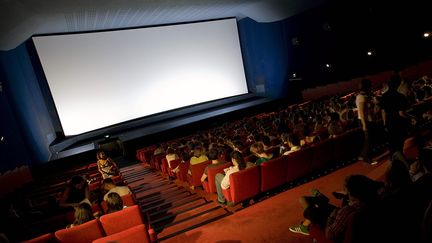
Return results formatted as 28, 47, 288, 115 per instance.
33, 18, 248, 135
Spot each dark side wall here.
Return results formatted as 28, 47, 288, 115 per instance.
0, 43, 56, 170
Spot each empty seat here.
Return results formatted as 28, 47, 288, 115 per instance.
55, 219, 104, 243
332, 128, 362, 163
92, 224, 150, 243
310, 138, 337, 173
260, 157, 288, 192
99, 205, 144, 235
222, 166, 260, 205
286, 147, 313, 183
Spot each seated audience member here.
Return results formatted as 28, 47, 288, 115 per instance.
67, 202, 95, 228
250, 142, 273, 166
96, 150, 118, 179
379, 159, 421, 243
215, 151, 247, 206
189, 146, 209, 165
172, 152, 190, 174
153, 144, 164, 156
383, 159, 413, 197
229, 140, 245, 154
327, 112, 344, 138
59, 175, 90, 208
342, 109, 358, 131
105, 192, 125, 214
325, 174, 383, 243
279, 133, 290, 155
165, 147, 179, 169
102, 178, 132, 201
282, 134, 301, 156
289, 189, 336, 236
261, 135, 273, 150
201, 148, 226, 183
413, 147, 432, 228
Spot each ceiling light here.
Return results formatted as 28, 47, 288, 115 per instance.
367, 51, 373, 56
325, 64, 331, 68
424, 32, 430, 38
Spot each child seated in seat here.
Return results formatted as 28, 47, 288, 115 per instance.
67, 203, 94, 228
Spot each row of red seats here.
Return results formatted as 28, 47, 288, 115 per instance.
22, 205, 154, 243
148, 128, 363, 206
221, 129, 362, 205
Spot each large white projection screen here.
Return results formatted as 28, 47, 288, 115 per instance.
33, 18, 248, 136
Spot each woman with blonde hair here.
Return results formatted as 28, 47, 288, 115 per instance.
67, 203, 94, 228
97, 150, 118, 179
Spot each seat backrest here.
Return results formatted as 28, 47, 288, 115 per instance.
260, 157, 288, 192
153, 154, 166, 171
161, 158, 168, 176
176, 161, 190, 182
55, 219, 105, 243
229, 166, 260, 204
286, 147, 313, 183
310, 138, 337, 173
21, 233, 55, 243
92, 224, 150, 243
89, 181, 101, 192
187, 160, 212, 187
168, 159, 182, 177
204, 163, 232, 193
309, 224, 334, 243
99, 205, 144, 235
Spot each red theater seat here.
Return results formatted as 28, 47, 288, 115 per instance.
260, 157, 288, 192
187, 160, 212, 187
309, 224, 334, 243
89, 181, 101, 192
332, 128, 362, 163
176, 161, 190, 182
403, 136, 419, 160
21, 233, 55, 243
222, 166, 260, 205
55, 219, 104, 243
202, 163, 232, 193
310, 138, 337, 173
150, 154, 165, 170
286, 147, 313, 183
99, 205, 144, 235
92, 224, 150, 243
161, 158, 169, 176
167, 159, 181, 178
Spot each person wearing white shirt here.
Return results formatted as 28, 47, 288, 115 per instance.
215, 151, 246, 205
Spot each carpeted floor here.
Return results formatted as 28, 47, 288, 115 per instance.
161, 157, 391, 243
